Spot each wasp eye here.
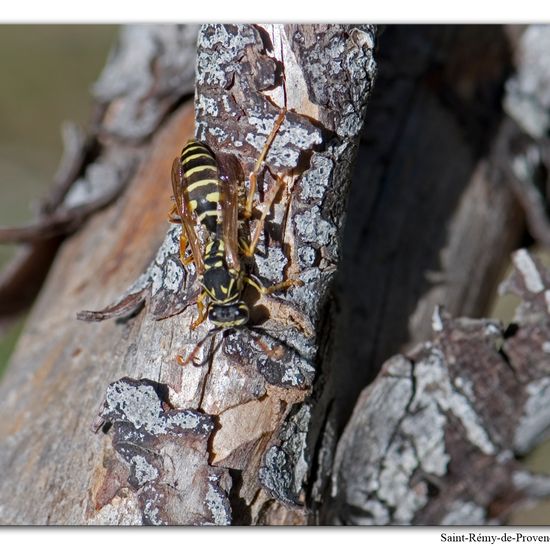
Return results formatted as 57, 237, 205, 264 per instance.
209, 303, 249, 327
236, 303, 249, 323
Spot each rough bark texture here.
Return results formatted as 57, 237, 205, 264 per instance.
4, 24, 550, 527
335, 25, 522, 395
328, 249, 550, 525
0, 24, 376, 525
321, 25, 550, 525
308, 25, 529, 518
0, 24, 201, 525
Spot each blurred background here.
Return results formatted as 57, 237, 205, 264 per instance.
0, 25, 117, 373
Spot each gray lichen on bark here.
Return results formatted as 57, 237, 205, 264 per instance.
91, 378, 231, 525
79, 23, 378, 524
504, 25, 550, 139
328, 249, 550, 525
0, 24, 202, 526
6, 23, 550, 527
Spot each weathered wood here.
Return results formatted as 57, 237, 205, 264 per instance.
0, 24, 199, 330
328, 249, 550, 525
0, 101, 197, 525
304, 26, 528, 517
321, 25, 550, 525
334, 25, 523, 387
0, 24, 200, 525
0, 24, 377, 525
502, 25, 550, 249
6, 24, 550, 527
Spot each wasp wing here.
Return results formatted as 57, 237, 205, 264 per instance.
217, 153, 243, 272
171, 156, 205, 276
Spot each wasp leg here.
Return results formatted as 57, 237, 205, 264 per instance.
191, 290, 208, 330
179, 232, 195, 268
177, 331, 211, 367
177, 292, 210, 365
249, 331, 285, 360
177, 337, 205, 367
177, 345, 200, 367
245, 108, 287, 221
244, 273, 303, 296
174, 224, 194, 268
168, 205, 195, 268
242, 175, 286, 258
168, 203, 180, 223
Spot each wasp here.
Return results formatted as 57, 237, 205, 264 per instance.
170, 110, 302, 365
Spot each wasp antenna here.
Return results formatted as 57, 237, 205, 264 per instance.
177, 328, 218, 367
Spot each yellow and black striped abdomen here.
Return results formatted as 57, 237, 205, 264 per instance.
202, 239, 242, 305
180, 140, 222, 234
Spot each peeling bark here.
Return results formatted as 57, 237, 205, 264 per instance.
0, 24, 200, 525
310, 24, 528, 519
83, 23, 376, 524
319, 26, 550, 525
328, 249, 550, 525
90, 378, 231, 525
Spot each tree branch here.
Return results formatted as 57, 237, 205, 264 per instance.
329, 248, 550, 525
0, 24, 377, 525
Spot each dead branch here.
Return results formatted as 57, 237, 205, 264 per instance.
328, 249, 550, 525
0, 24, 376, 525
0, 24, 200, 525
0, 25, 199, 329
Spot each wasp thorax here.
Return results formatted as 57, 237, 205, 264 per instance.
209, 302, 249, 328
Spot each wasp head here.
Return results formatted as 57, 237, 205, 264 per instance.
208, 302, 249, 328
